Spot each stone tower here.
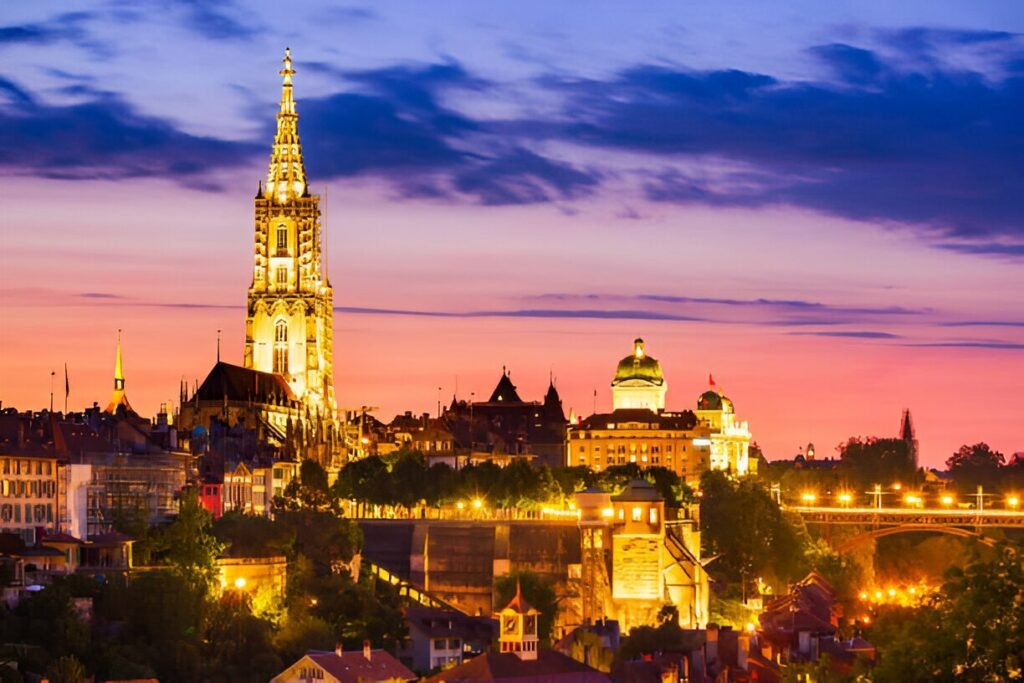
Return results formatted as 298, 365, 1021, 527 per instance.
244, 48, 335, 411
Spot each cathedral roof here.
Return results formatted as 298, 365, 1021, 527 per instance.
612, 338, 664, 386
488, 370, 523, 403
195, 362, 295, 404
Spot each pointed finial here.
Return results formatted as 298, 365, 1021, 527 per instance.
217, 329, 221, 362
280, 47, 294, 83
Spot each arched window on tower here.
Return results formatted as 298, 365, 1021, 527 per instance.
273, 321, 288, 374
276, 224, 288, 255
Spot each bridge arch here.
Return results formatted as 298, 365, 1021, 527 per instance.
836, 524, 997, 553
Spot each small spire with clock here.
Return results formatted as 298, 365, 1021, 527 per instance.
496, 579, 540, 661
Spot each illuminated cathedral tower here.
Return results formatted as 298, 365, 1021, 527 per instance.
244, 49, 335, 410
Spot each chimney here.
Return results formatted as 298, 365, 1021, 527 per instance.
363, 639, 372, 662
335, 642, 343, 657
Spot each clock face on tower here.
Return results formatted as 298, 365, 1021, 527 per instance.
524, 615, 537, 635
503, 616, 518, 634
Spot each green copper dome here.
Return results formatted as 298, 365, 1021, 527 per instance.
697, 389, 733, 413
612, 338, 665, 385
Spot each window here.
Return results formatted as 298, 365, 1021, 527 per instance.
649, 508, 659, 524
632, 506, 642, 522
275, 266, 287, 285
434, 638, 446, 650
276, 224, 288, 253
273, 321, 288, 374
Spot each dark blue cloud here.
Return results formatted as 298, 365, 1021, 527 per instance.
533, 292, 924, 318
0, 82, 258, 183
907, 341, 1024, 350
294, 62, 599, 204
529, 35, 1024, 246
793, 331, 901, 339
810, 44, 886, 84
176, 0, 257, 40
0, 11, 109, 57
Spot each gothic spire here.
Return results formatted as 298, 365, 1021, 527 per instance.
105, 329, 132, 414
265, 47, 307, 203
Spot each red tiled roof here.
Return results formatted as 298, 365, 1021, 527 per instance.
42, 533, 85, 545
426, 650, 611, 683
306, 649, 416, 683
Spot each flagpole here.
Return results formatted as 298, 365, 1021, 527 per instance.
64, 363, 69, 413
50, 370, 55, 412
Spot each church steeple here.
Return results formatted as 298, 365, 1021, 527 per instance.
105, 330, 132, 414
245, 49, 335, 412
497, 579, 540, 661
265, 47, 307, 204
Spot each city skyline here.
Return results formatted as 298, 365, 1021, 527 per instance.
2, 2, 1023, 466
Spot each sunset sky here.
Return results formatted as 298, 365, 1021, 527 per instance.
1, 1, 1022, 467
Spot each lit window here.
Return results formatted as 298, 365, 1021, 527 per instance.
276, 266, 287, 285
649, 508, 659, 524
273, 321, 288, 374
276, 224, 288, 252
632, 506, 642, 522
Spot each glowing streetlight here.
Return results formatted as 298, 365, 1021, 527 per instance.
745, 622, 756, 633
838, 492, 852, 506
801, 492, 817, 504
473, 498, 483, 510
893, 483, 902, 491
456, 501, 465, 511
859, 591, 868, 601
887, 588, 896, 598
940, 495, 954, 507
1008, 496, 1020, 509
234, 577, 247, 589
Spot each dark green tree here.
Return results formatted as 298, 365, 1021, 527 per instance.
946, 442, 1005, 492
159, 487, 225, 596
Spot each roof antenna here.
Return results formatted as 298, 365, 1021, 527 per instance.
217, 329, 221, 363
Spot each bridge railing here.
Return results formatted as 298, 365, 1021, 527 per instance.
786, 505, 1024, 527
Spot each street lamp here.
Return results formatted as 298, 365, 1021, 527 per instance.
838, 492, 852, 507
1007, 495, 1020, 509
801, 492, 817, 505
940, 495, 954, 507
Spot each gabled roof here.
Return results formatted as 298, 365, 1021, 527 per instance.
406, 606, 497, 640
195, 362, 295, 404
301, 649, 416, 683
425, 650, 611, 683
499, 579, 538, 615
488, 372, 523, 403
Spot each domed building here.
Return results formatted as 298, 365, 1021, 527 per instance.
611, 339, 667, 411
695, 379, 752, 476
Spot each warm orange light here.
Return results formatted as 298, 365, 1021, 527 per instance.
874, 591, 883, 600
473, 498, 483, 509
801, 492, 817, 504
838, 492, 852, 504
862, 615, 871, 624
1008, 496, 1020, 509
745, 622, 756, 633
234, 577, 247, 589
887, 588, 896, 598
941, 495, 954, 506
893, 483, 902, 491
859, 591, 868, 601
456, 501, 465, 510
